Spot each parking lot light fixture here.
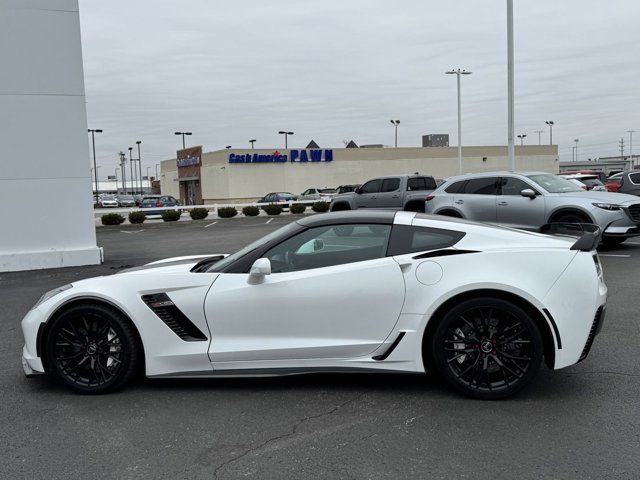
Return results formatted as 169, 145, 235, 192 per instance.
390, 120, 400, 148
517, 134, 527, 146
128, 147, 134, 194
136, 140, 143, 195
545, 121, 554, 145
249, 139, 256, 149
445, 69, 472, 174
574, 138, 579, 161
278, 131, 294, 149
174, 131, 192, 149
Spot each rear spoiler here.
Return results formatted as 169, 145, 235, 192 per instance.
539, 223, 601, 251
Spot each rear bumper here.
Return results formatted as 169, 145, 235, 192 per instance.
578, 305, 605, 362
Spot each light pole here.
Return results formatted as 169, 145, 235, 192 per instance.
545, 121, 554, 145
517, 134, 527, 146
114, 168, 119, 194
88, 129, 103, 198
628, 130, 635, 168
90, 166, 101, 195
574, 138, 579, 162
136, 140, 143, 195
278, 131, 294, 149
225, 145, 232, 149
146, 166, 151, 192
174, 131, 192, 149
445, 69, 472, 174
390, 120, 400, 147
128, 147, 135, 194
534, 130, 543, 145
155, 163, 159, 180
249, 139, 256, 149
119, 151, 127, 194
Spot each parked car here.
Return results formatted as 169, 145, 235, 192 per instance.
115, 194, 136, 207
330, 174, 437, 212
610, 171, 640, 197
140, 195, 180, 215
424, 171, 640, 245
605, 172, 623, 192
21, 210, 606, 399
336, 184, 360, 194
561, 174, 607, 191
257, 192, 297, 204
98, 195, 119, 208
298, 188, 337, 201
559, 169, 607, 183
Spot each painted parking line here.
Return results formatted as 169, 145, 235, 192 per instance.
265, 218, 273, 224
599, 254, 631, 258
204, 221, 219, 228
120, 230, 144, 234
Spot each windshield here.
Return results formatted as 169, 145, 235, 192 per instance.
207, 222, 299, 272
319, 188, 337, 194
118, 195, 134, 201
527, 174, 583, 193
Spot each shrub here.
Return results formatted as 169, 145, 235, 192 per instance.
290, 203, 306, 214
312, 201, 330, 213
217, 206, 238, 218
189, 208, 209, 220
242, 205, 260, 217
161, 209, 181, 222
263, 204, 283, 216
128, 211, 146, 224
101, 213, 125, 226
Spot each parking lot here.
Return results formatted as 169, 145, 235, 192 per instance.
2, 216, 640, 479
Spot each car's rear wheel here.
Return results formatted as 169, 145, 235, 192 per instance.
431, 297, 543, 399
45, 303, 141, 394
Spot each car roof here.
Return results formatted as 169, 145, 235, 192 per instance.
442, 171, 551, 183
296, 210, 396, 227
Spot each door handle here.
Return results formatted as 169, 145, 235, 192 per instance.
498, 201, 508, 206
454, 200, 464, 205
371, 196, 377, 199
391, 195, 400, 198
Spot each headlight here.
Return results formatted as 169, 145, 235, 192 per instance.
592, 203, 622, 211
32, 284, 72, 309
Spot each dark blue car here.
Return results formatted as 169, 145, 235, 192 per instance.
141, 195, 180, 215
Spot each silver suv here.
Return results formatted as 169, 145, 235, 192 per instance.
425, 171, 640, 245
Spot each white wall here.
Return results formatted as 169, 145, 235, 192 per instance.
0, 0, 101, 271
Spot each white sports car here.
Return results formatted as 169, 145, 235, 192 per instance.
21, 211, 606, 399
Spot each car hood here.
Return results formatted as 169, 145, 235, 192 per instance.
546, 191, 640, 204
117, 254, 228, 274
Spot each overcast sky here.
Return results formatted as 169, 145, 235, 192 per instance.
79, 0, 640, 175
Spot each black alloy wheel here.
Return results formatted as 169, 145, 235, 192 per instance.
45, 303, 141, 394
431, 297, 542, 399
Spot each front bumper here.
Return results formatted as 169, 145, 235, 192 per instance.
22, 345, 44, 377
21, 307, 46, 377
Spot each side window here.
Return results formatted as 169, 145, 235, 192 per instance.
628, 173, 640, 185
361, 179, 382, 194
263, 224, 391, 273
445, 181, 466, 193
424, 177, 437, 189
387, 225, 466, 255
407, 177, 426, 191
381, 178, 400, 192
501, 177, 536, 195
463, 177, 499, 195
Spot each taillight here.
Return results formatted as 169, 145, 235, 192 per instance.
156, 201, 162, 207
426, 195, 435, 201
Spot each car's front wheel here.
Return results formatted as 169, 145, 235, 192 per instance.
45, 303, 141, 394
431, 297, 543, 399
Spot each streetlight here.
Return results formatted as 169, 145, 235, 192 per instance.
517, 134, 527, 146
574, 138, 579, 161
146, 166, 151, 192
114, 168, 119, 193
389, 120, 400, 148
278, 131, 294, 149
174, 131, 192, 149
545, 121, 554, 145
628, 130, 636, 168
249, 139, 256, 149
534, 130, 543, 145
128, 147, 135, 194
88, 129, 103, 198
445, 69, 472, 174
90, 166, 101, 195
119, 151, 127, 194
225, 145, 232, 149
136, 140, 143, 195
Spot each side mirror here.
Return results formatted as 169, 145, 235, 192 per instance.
521, 189, 536, 199
248, 258, 271, 283
355, 187, 362, 194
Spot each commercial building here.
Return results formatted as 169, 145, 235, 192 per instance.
559, 156, 635, 175
160, 144, 559, 204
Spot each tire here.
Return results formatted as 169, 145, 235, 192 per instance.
602, 237, 626, 247
45, 303, 141, 394
551, 212, 590, 224
430, 297, 543, 400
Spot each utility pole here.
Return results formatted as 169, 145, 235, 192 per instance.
534, 130, 543, 145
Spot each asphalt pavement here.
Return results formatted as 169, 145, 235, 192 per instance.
2, 216, 639, 479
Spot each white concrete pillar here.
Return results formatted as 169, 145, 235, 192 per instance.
0, 0, 102, 271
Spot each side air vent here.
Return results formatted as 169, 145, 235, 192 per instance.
412, 249, 478, 260
142, 293, 208, 341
